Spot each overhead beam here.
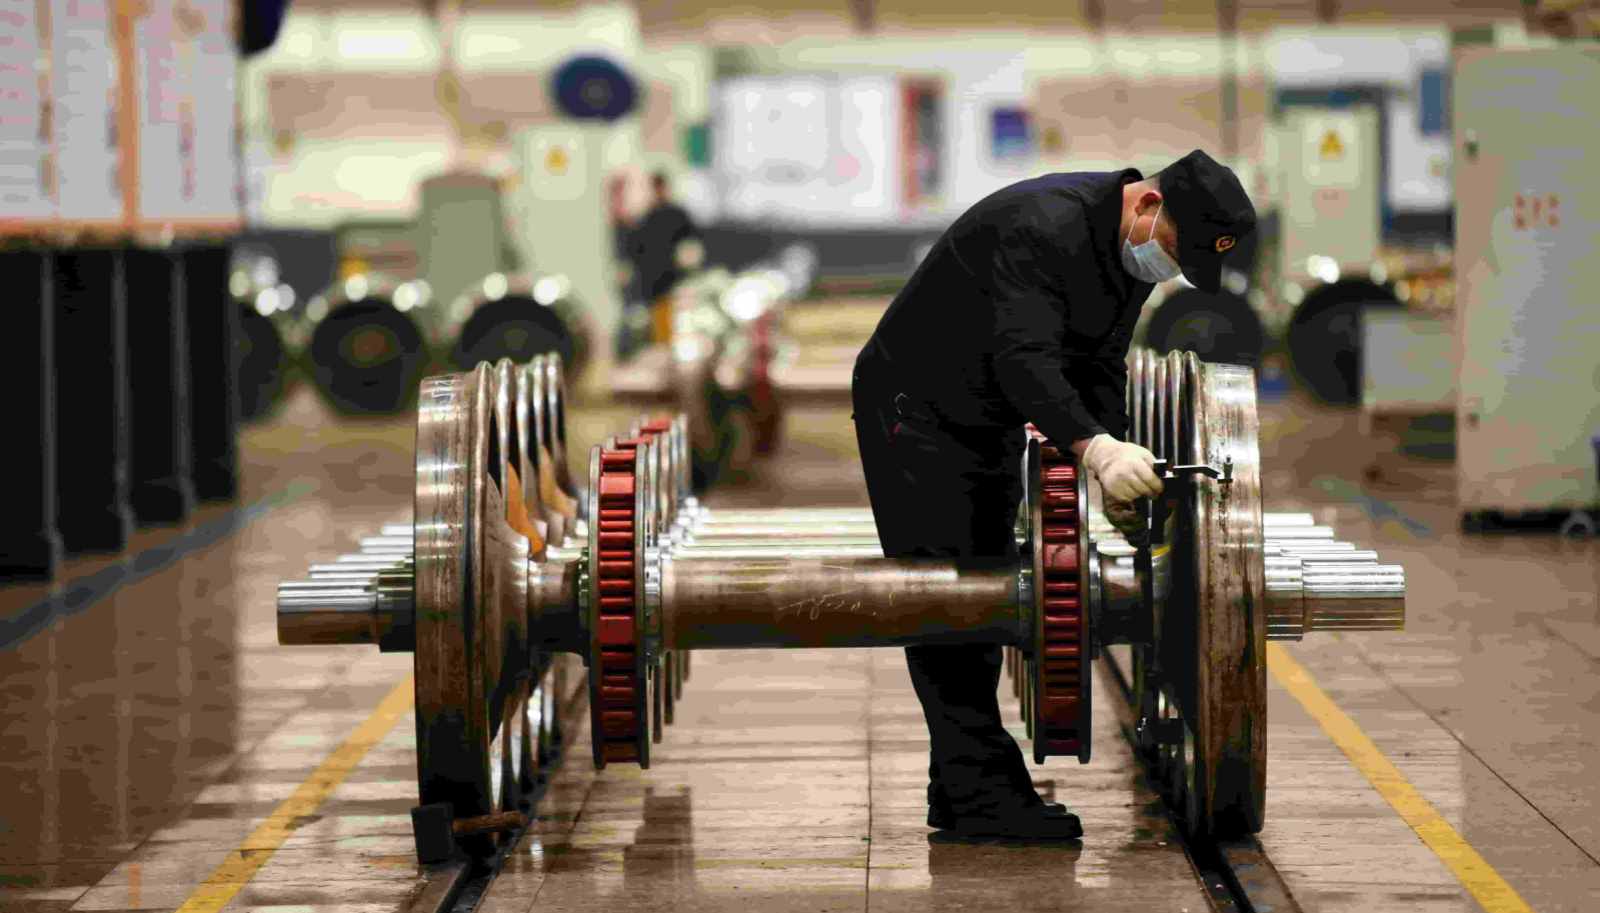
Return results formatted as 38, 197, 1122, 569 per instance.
849, 0, 876, 34
1083, 0, 1106, 32
1219, 0, 1239, 161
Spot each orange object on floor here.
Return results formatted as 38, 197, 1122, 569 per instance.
651, 295, 674, 344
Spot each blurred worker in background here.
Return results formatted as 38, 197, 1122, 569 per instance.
631, 171, 704, 344
852, 149, 1256, 840
608, 169, 650, 359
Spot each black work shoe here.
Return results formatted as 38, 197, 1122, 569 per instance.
927, 798, 1074, 833
937, 803, 1084, 841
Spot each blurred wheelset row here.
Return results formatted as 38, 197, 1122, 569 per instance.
232, 251, 588, 420
1132, 227, 1452, 405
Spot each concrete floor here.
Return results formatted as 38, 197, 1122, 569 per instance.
1, 295, 1596, 912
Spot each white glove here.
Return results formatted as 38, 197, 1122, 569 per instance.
1081, 434, 1164, 503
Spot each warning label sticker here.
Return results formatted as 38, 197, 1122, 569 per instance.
546, 146, 569, 176
1319, 129, 1345, 160
1303, 113, 1360, 188
1512, 192, 1560, 232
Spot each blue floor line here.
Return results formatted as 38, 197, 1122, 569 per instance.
1312, 475, 1433, 539
0, 480, 317, 651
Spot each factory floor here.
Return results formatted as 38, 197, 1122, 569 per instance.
1, 295, 1596, 912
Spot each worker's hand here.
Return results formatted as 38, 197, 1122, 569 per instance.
1102, 498, 1148, 545
1081, 434, 1164, 503
675, 239, 705, 269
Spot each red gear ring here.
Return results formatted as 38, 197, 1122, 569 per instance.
1027, 432, 1092, 764
590, 439, 648, 766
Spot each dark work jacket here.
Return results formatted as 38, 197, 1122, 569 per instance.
858, 169, 1153, 450
632, 201, 698, 300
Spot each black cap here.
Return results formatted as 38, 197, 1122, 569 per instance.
1157, 149, 1257, 293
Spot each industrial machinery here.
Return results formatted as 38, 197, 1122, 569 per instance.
672, 265, 792, 482
414, 172, 594, 376
1270, 104, 1412, 405
1357, 300, 1455, 484
625, 243, 826, 488
302, 274, 435, 415
1278, 106, 1385, 283
416, 171, 516, 319
1453, 44, 1600, 532
613, 262, 807, 489
508, 124, 622, 372
275, 349, 1406, 858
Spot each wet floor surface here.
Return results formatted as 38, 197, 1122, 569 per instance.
480, 650, 1206, 913
2, 296, 1597, 911
0, 387, 641, 911
1254, 402, 1600, 913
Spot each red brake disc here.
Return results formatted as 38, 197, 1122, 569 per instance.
1028, 432, 1092, 764
593, 442, 645, 765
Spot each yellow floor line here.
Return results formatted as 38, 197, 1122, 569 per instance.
175, 675, 416, 913
1268, 644, 1535, 913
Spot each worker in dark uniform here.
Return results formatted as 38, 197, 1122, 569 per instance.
853, 149, 1256, 840
631, 171, 703, 343
608, 171, 653, 359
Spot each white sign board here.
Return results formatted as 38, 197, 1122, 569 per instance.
52, 0, 122, 222
136, 0, 239, 223
715, 74, 898, 226
134, 0, 183, 219
184, 0, 239, 222
0, 0, 53, 221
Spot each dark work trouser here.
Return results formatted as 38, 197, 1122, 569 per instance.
851, 364, 1038, 815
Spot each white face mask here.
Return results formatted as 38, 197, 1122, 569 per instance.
1121, 201, 1182, 284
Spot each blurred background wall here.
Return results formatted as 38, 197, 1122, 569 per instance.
238, 1, 1514, 233
213, 0, 1598, 396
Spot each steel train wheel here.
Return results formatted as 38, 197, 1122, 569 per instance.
1143, 288, 1264, 367
1148, 352, 1268, 837
491, 359, 545, 810
451, 298, 577, 372
309, 300, 428, 414
542, 355, 583, 512
1188, 353, 1268, 835
524, 357, 579, 544
235, 304, 289, 422
1111, 347, 1268, 836
1126, 349, 1161, 761
414, 361, 548, 838
1285, 279, 1402, 405
413, 367, 496, 836
632, 416, 681, 738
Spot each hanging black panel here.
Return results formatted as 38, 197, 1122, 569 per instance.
2, 248, 62, 579
184, 244, 241, 501
54, 248, 134, 553
126, 247, 195, 525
